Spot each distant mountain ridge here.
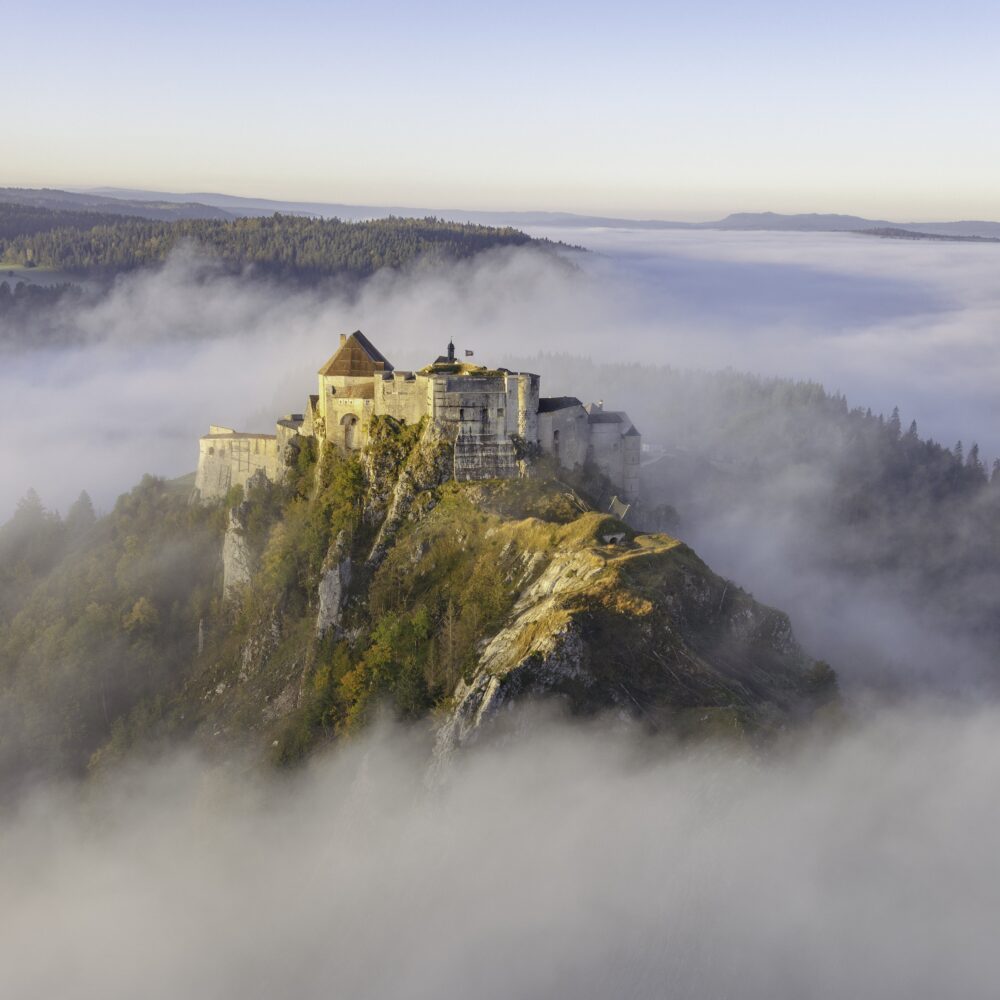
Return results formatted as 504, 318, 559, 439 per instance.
78, 188, 1000, 239
2, 186, 997, 240
0, 187, 236, 222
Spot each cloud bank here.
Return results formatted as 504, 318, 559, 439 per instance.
2, 706, 998, 1000
5, 230, 1000, 518
4, 230, 1000, 696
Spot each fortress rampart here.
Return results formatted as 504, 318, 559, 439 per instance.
195, 332, 641, 505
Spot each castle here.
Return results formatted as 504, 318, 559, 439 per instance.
195, 331, 641, 503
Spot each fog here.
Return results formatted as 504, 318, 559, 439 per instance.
536, 227, 1000, 458
5, 229, 1000, 992
2, 706, 999, 1000
5, 230, 1000, 519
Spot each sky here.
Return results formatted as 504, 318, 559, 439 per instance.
6, 0, 999, 220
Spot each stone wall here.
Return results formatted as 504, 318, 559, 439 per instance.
587, 420, 627, 495
374, 372, 430, 426
322, 396, 373, 452
195, 432, 280, 501
194, 346, 640, 503
454, 433, 518, 481
537, 404, 590, 471
515, 373, 540, 443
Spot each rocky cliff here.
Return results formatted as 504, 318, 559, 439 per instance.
83, 430, 834, 771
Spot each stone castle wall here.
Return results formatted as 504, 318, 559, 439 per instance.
537, 404, 590, 471
196, 339, 641, 505
374, 372, 428, 426
195, 431, 280, 501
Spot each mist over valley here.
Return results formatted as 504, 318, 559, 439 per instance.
3, 207, 1000, 998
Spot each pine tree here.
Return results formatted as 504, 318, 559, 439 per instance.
888, 406, 901, 438
66, 490, 96, 535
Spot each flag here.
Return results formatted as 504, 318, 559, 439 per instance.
465, 349, 474, 357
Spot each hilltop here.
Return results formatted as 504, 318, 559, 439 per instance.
0, 412, 835, 792
0, 204, 554, 282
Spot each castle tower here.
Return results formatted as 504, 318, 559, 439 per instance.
316, 330, 394, 451
516, 372, 540, 444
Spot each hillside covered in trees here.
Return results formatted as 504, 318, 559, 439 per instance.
523, 354, 1000, 685
0, 203, 550, 281
0, 427, 833, 798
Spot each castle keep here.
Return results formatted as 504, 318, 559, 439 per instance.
195, 331, 641, 502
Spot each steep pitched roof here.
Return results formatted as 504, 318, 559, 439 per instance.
318, 331, 394, 377
538, 396, 583, 413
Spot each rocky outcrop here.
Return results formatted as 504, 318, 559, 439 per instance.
222, 508, 252, 594
365, 420, 454, 567
316, 530, 352, 637
434, 513, 835, 761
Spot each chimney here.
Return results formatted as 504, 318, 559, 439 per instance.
340, 333, 347, 345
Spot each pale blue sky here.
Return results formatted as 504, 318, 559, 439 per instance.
7, 0, 999, 218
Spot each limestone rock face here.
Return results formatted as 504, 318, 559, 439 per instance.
364, 421, 454, 567
434, 514, 834, 762
222, 509, 252, 594
316, 530, 352, 637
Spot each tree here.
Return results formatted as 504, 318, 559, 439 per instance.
122, 596, 160, 634
66, 491, 96, 535
967, 443, 986, 481
887, 406, 901, 439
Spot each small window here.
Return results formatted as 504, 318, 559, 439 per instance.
498, 407, 504, 416
208, 447, 214, 456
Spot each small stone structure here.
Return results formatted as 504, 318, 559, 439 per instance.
195, 331, 641, 502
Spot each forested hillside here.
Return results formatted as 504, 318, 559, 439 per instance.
0, 422, 834, 796
524, 353, 1000, 679
0, 204, 545, 281
0, 480, 223, 792
0, 202, 139, 241
0, 186, 235, 221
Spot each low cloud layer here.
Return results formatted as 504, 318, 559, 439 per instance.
5, 236, 1000, 992
4, 231, 1000, 697
2, 706, 998, 1000
5, 230, 1000, 519
546, 228, 1000, 454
